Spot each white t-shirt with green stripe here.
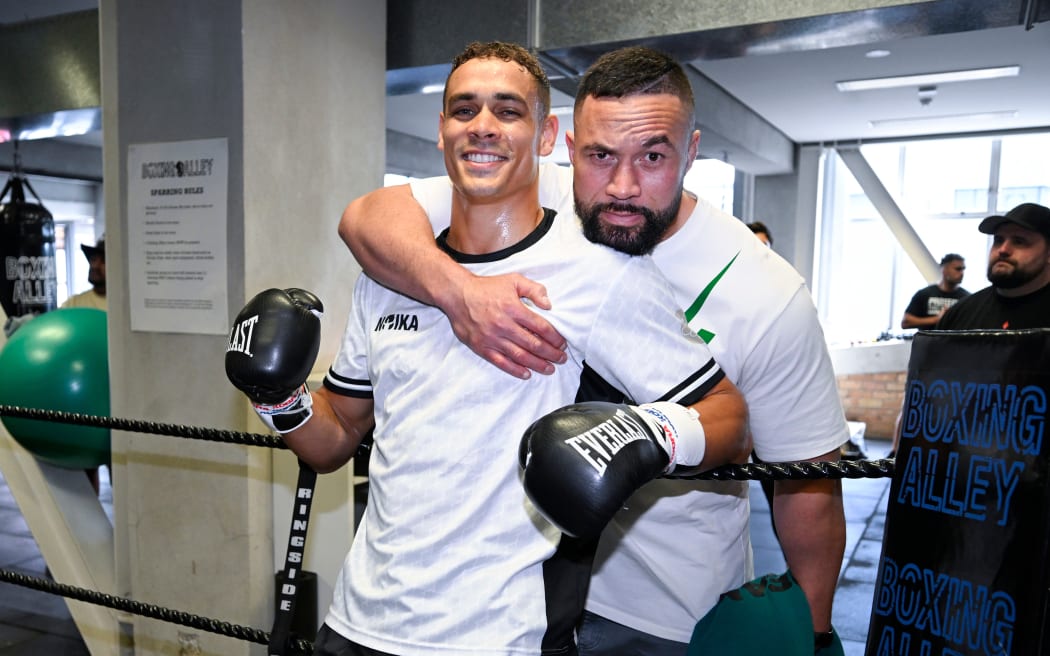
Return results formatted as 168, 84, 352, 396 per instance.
412, 163, 848, 644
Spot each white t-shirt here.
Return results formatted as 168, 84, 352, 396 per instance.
411, 163, 849, 643
322, 206, 725, 655
61, 289, 107, 311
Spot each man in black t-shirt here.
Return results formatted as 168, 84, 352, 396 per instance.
890, 202, 1050, 459
901, 253, 969, 329
938, 202, 1050, 330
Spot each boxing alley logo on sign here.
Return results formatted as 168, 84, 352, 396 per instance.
565, 409, 648, 475
140, 158, 215, 179
227, 314, 259, 357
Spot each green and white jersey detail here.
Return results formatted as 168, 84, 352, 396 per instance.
414, 163, 849, 644
323, 205, 723, 655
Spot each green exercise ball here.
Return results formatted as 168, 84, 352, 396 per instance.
0, 308, 110, 469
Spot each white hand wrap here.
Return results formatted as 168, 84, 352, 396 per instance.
636, 402, 705, 474
252, 383, 313, 434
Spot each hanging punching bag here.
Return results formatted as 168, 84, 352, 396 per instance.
0, 172, 59, 319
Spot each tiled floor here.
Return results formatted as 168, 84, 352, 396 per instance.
0, 466, 110, 655
0, 440, 894, 654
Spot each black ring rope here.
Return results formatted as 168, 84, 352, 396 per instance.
0, 568, 313, 654
0, 403, 894, 653
0, 405, 286, 449
667, 458, 896, 481
0, 405, 889, 480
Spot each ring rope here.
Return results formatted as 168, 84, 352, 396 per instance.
0, 403, 893, 653
0, 568, 313, 654
0, 405, 286, 449
0, 405, 891, 479
669, 458, 895, 481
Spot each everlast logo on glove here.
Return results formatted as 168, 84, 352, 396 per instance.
227, 314, 260, 356
564, 409, 650, 475
520, 401, 685, 540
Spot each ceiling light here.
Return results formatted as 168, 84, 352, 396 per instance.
837, 66, 1020, 92
869, 110, 1018, 128
420, 83, 445, 94
864, 49, 891, 58
917, 85, 937, 106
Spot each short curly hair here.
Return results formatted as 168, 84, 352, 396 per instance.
574, 46, 694, 126
444, 41, 551, 117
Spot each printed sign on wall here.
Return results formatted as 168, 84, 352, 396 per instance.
127, 138, 228, 334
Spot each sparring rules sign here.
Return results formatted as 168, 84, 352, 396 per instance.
127, 138, 228, 334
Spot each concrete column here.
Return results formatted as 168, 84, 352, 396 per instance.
100, 1, 382, 653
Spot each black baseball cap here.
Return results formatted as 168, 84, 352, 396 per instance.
80, 237, 105, 260
978, 203, 1050, 240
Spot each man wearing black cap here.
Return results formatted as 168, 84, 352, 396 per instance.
937, 202, 1050, 330
62, 236, 107, 311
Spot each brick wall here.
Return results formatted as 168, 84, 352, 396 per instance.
835, 371, 907, 439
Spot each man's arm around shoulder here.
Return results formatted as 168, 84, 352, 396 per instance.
338, 183, 567, 378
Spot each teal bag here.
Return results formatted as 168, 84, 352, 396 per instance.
688, 571, 844, 656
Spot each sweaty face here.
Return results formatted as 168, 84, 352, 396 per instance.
986, 224, 1050, 289
568, 93, 698, 255
438, 58, 555, 203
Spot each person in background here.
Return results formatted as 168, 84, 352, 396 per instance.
890, 204, 1050, 459
937, 203, 1050, 330
900, 253, 967, 329
747, 221, 773, 248
62, 236, 107, 493
62, 237, 107, 311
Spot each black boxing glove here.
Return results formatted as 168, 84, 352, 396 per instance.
519, 401, 704, 539
225, 288, 323, 433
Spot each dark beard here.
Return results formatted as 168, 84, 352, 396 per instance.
576, 197, 680, 256
987, 260, 1036, 289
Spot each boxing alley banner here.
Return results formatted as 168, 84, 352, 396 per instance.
867, 329, 1050, 656
0, 174, 58, 318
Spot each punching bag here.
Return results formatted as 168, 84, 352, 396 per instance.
1, 171, 59, 319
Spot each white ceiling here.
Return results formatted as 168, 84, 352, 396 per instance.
386, 20, 1050, 167
693, 22, 1050, 144
10, 3, 1050, 167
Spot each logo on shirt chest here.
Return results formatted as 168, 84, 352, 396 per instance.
375, 313, 420, 332
683, 252, 739, 344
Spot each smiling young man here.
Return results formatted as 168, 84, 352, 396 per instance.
337, 46, 849, 654
227, 42, 748, 656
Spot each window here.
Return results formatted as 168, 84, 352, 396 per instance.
997, 133, 1050, 210
685, 158, 734, 213
816, 131, 1049, 345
